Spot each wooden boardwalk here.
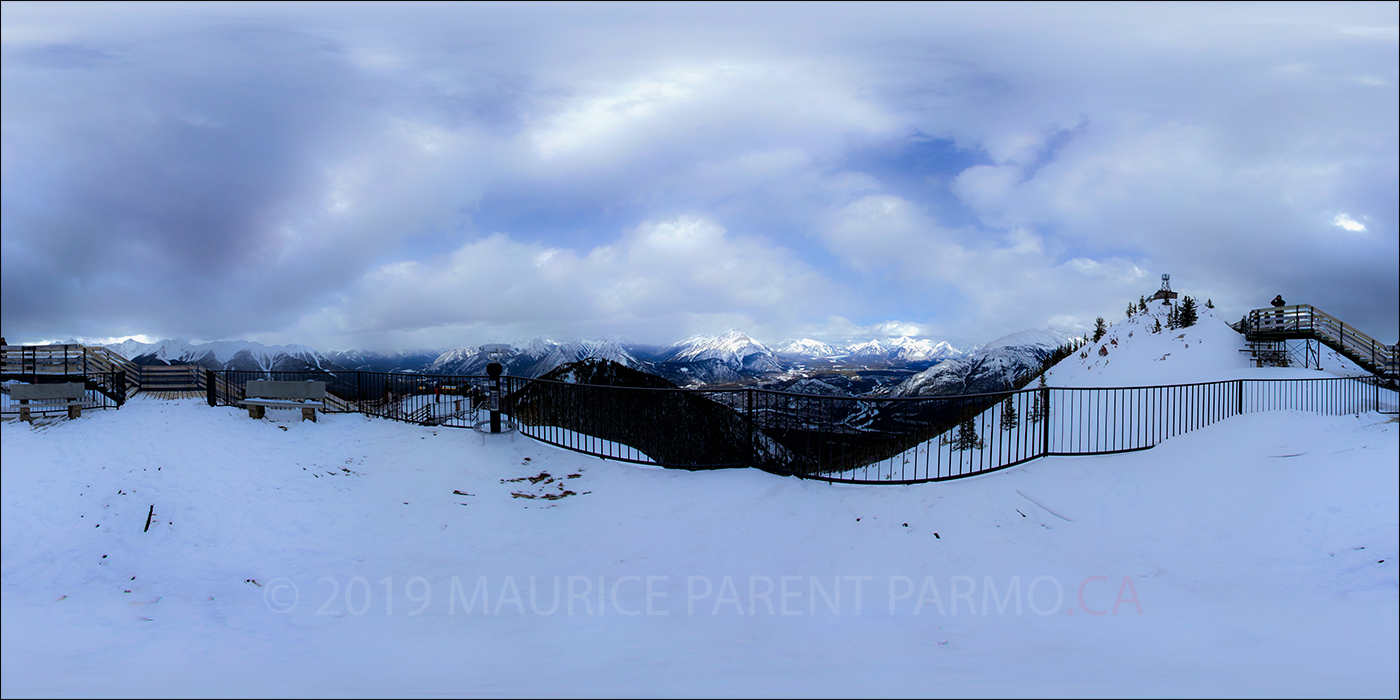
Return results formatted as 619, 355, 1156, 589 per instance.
140, 391, 206, 400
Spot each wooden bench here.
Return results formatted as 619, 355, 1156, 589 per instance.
239, 380, 326, 422
10, 382, 87, 422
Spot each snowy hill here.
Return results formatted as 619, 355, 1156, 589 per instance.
1046, 303, 1374, 387
104, 338, 342, 373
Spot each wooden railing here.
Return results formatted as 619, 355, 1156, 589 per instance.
1, 344, 139, 403
139, 364, 205, 392
1244, 305, 1398, 378
82, 346, 143, 395
1, 344, 90, 376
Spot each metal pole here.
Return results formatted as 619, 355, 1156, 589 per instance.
746, 387, 755, 466
1040, 384, 1050, 457
487, 362, 503, 433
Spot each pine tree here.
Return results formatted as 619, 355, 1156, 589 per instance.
1138, 297, 1147, 313
1092, 317, 1107, 343
1205, 298, 1214, 309
947, 417, 984, 450
1178, 296, 1198, 328
1000, 395, 1018, 430
1166, 303, 1179, 330
1126, 302, 1135, 319
1028, 375, 1047, 425
1152, 318, 1162, 334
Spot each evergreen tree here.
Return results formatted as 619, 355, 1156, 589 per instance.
1092, 317, 1107, 343
1138, 297, 1147, 313
1028, 375, 1048, 425
945, 417, 984, 451
1000, 395, 1018, 430
1166, 303, 1179, 330
1205, 298, 1214, 309
1152, 318, 1162, 334
1178, 296, 1198, 328
1126, 302, 1135, 319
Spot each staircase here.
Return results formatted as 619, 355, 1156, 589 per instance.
1, 344, 138, 403
1239, 305, 1398, 379
81, 346, 143, 399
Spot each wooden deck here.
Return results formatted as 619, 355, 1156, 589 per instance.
1242, 305, 1398, 378
139, 391, 206, 400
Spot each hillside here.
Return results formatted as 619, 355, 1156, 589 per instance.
1049, 302, 1374, 388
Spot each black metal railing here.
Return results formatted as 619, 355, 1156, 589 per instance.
204, 371, 1397, 484
0, 371, 126, 416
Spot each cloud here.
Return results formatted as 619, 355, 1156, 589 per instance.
1332, 213, 1366, 232
279, 215, 844, 348
2, 2, 1395, 348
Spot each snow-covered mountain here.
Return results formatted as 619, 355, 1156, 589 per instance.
887, 326, 1077, 397
843, 338, 892, 359
887, 337, 964, 362
772, 339, 843, 358
103, 339, 341, 373
774, 336, 967, 364
322, 349, 443, 374
427, 338, 646, 378
660, 330, 783, 376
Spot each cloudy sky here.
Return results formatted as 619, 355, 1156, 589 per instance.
3, 2, 1396, 351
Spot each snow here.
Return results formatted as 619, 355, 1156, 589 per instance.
981, 326, 1078, 352
665, 329, 773, 364
427, 338, 644, 378
774, 338, 842, 357
775, 337, 968, 362
5, 307, 1398, 696
102, 338, 330, 371
1049, 305, 1375, 388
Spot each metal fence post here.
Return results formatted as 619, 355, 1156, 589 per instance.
746, 387, 756, 465
1040, 385, 1051, 457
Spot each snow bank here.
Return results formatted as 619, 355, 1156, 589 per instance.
3, 392, 1396, 696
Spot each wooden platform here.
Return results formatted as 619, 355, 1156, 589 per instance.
140, 391, 205, 400
1242, 305, 1398, 378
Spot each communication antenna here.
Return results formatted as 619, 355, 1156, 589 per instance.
1150, 273, 1179, 304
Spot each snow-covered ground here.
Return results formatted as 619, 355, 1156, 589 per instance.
4, 309, 1397, 697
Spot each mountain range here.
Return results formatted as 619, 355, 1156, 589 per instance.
102, 338, 335, 373
97, 327, 1075, 397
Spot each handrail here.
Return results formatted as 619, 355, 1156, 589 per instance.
1244, 304, 1398, 378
